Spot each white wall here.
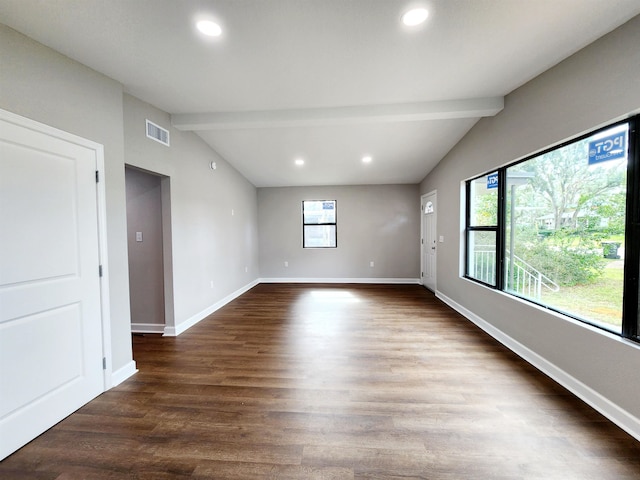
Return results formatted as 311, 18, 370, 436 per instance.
258, 185, 420, 281
0, 24, 133, 373
123, 94, 260, 333
420, 15, 640, 434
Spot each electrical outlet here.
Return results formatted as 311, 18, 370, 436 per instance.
135, 231, 143, 242
284, 261, 289, 267
210, 280, 214, 289
370, 261, 374, 267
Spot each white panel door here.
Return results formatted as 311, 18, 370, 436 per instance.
421, 192, 437, 292
0, 114, 104, 460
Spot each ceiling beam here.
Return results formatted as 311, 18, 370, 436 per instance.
171, 97, 504, 131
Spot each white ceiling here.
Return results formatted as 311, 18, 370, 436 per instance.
2, 0, 640, 187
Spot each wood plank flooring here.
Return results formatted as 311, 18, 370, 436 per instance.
1, 283, 639, 479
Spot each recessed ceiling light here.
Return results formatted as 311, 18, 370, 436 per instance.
402, 8, 429, 26
196, 20, 222, 37
295, 158, 305, 166
362, 156, 372, 163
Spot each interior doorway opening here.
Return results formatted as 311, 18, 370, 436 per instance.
125, 166, 174, 334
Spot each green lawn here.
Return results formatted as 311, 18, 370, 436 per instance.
541, 259, 623, 327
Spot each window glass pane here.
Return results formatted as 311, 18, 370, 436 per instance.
467, 231, 497, 286
304, 225, 336, 248
469, 173, 498, 226
303, 200, 336, 224
504, 124, 628, 332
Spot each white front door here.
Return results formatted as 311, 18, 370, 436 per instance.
421, 192, 437, 292
0, 112, 105, 460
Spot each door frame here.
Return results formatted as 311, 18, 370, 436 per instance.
1, 108, 113, 390
125, 166, 174, 334
420, 190, 437, 292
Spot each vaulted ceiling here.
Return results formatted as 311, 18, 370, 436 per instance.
2, 0, 639, 187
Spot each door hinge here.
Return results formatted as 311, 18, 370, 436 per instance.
95, 170, 99, 183
421, 271, 424, 277
99, 265, 103, 277
102, 357, 107, 370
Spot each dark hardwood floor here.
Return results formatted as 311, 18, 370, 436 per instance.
2, 283, 639, 479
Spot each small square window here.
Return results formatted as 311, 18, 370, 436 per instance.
303, 200, 337, 248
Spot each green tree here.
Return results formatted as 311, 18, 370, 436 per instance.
526, 140, 625, 231
589, 191, 626, 235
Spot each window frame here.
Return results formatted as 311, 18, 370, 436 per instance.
464, 171, 505, 288
302, 200, 337, 249
464, 115, 640, 343
623, 117, 639, 339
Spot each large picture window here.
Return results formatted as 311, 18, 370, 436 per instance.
465, 117, 639, 341
303, 200, 337, 248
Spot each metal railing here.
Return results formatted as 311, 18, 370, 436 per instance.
505, 252, 559, 299
471, 247, 559, 300
471, 249, 497, 286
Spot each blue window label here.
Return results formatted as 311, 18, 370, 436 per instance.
487, 172, 499, 189
322, 202, 334, 210
588, 131, 627, 165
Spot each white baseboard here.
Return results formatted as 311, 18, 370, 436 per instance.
259, 277, 421, 284
436, 290, 640, 442
164, 279, 260, 337
110, 360, 137, 388
131, 323, 165, 334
